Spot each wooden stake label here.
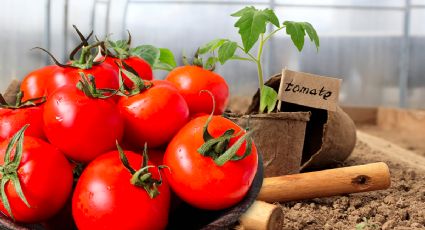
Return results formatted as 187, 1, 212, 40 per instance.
278, 69, 341, 111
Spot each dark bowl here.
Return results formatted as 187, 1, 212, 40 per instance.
0, 154, 264, 230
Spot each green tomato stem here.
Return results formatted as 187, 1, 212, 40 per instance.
78, 41, 104, 66
237, 45, 257, 62
263, 26, 285, 43
256, 34, 265, 113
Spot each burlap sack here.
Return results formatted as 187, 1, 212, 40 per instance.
228, 112, 310, 177
247, 74, 356, 170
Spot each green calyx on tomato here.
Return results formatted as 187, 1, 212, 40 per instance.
116, 62, 153, 96
197, 91, 253, 166
116, 142, 167, 199
33, 25, 106, 70
0, 92, 45, 109
104, 31, 177, 71
0, 125, 31, 219
104, 31, 133, 60
182, 49, 217, 72
76, 72, 118, 99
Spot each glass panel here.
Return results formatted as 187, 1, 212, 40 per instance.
0, 0, 47, 92
412, 0, 425, 6
408, 9, 425, 109
130, 0, 269, 3
276, 0, 405, 7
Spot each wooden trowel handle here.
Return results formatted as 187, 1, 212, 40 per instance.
257, 162, 391, 203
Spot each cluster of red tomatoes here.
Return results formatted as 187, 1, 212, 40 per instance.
0, 33, 258, 230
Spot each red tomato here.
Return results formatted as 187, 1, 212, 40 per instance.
0, 106, 45, 142
146, 149, 165, 166
45, 63, 119, 96
163, 115, 258, 210
118, 82, 189, 148
0, 136, 73, 223
165, 66, 229, 115
103, 56, 153, 87
20, 65, 60, 102
151, 79, 177, 89
72, 150, 170, 230
43, 85, 124, 163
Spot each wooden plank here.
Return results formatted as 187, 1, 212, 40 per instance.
341, 106, 377, 125
357, 130, 425, 171
377, 107, 425, 139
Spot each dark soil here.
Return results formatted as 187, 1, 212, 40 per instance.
278, 140, 425, 230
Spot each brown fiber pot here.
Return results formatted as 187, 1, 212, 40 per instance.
247, 74, 357, 170
228, 112, 310, 177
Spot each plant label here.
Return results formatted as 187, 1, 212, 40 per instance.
278, 69, 341, 111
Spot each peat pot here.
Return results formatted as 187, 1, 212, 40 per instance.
228, 112, 311, 177
247, 74, 357, 170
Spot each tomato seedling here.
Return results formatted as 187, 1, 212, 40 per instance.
198, 6, 320, 113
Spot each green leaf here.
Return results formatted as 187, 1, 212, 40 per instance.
230, 55, 255, 62
198, 39, 228, 55
263, 9, 280, 27
105, 40, 130, 59
283, 21, 306, 52
301, 22, 320, 51
283, 21, 320, 52
115, 40, 128, 49
259, 85, 278, 113
153, 48, 177, 71
130, 45, 160, 67
218, 41, 237, 64
231, 6, 279, 53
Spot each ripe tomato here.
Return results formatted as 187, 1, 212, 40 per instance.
0, 134, 73, 223
151, 79, 177, 89
103, 56, 153, 88
164, 115, 258, 210
20, 65, 60, 102
118, 82, 189, 148
146, 149, 165, 166
165, 66, 229, 115
43, 85, 124, 163
72, 150, 170, 230
0, 106, 45, 142
45, 63, 119, 96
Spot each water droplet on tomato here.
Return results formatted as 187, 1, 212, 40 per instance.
55, 116, 63, 122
